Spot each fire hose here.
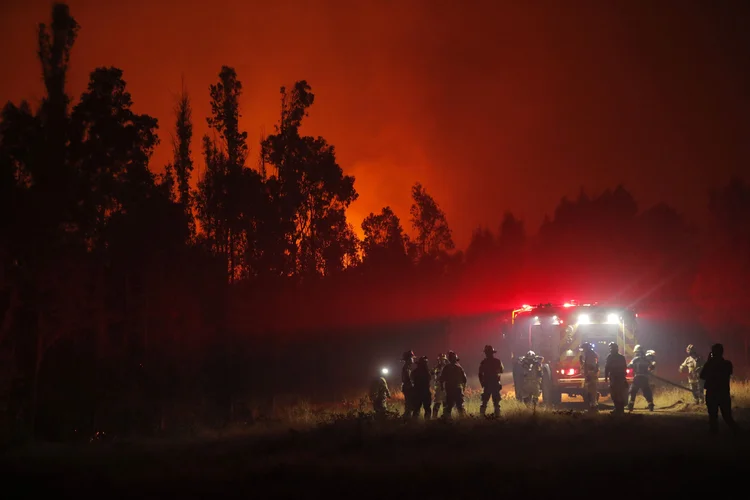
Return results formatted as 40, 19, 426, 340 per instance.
646, 372, 695, 393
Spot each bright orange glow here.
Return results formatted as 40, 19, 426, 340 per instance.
0, 1, 745, 251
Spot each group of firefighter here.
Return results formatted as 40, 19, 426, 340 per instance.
370, 340, 726, 420
587, 341, 657, 414
571, 341, 709, 414
370, 344, 543, 420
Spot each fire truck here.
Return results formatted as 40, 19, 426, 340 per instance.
507, 301, 637, 405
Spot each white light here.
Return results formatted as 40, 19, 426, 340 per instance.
577, 314, 590, 325
607, 313, 619, 324
381, 368, 389, 375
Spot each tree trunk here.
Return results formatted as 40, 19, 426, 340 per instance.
30, 320, 44, 442
0, 287, 20, 346
229, 228, 234, 283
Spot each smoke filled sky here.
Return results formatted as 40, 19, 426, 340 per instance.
2, 0, 750, 248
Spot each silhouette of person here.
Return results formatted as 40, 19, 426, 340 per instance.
627, 345, 654, 412
401, 350, 416, 419
411, 356, 433, 420
431, 353, 448, 417
699, 343, 740, 434
478, 345, 503, 417
605, 342, 628, 415
440, 351, 467, 418
370, 376, 391, 418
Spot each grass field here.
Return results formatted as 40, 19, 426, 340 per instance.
1, 381, 748, 498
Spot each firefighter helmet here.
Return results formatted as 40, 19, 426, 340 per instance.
437, 353, 447, 362
580, 342, 594, 351
634, 344, 644, 355
417, 355, 429, 366
646, 350, 655, 357
402, 350, 415, 362
447, 350, 459, 363
686, 344, 695, 355
525, 350, 536, 358
609, 342, 619, 353
483, 345, 496, 355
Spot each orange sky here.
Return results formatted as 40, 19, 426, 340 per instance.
2, 0, 749, 248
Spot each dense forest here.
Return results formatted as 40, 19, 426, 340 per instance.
1, 4, 749, 441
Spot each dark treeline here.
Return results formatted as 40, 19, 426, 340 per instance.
1, 4, 749, 441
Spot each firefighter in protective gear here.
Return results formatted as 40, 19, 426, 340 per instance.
579, 342, 600, 410
680, 344, 704, 405
432, 354, 448, 418
411, 356, 432, 420
478, 345, 504, 417
604, 342, 628, 415
627, 345, 654, 412
511, 352, 525, 401
401, 350, 415, 418
520, 351, 543, 409
645, 349, 657, 395
439, 351, 467, 418
370, 376, 391, 418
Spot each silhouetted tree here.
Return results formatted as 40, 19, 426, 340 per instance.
0, 4, 86, 439
196, 66, 261, 282
465, 227, 494, 266
36, 2, 79, 210
409, 182, 454, 266
361, 206, 410, 271
498, 212, 525, 252
171, 81, 195, 237
70, 67, 159, 246
262, 81, 358, 277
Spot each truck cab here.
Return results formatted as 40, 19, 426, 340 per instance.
509, 302, 637, 405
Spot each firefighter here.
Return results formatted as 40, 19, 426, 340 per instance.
512, 352, 525, 401
478, 345, 504, 417
520, 350, 543, 409
432, 353, 448, 418
579, 342, 600, 411
646, 349, 657, 396
604, 342, 628, 415
680, 344, 705, 405
401, 350, 415, 418
370, 375, 391, 419
440, 350, 467, 419
627, 345, 655, 412
411, 356, 433, 420
699, 343, 740, 434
